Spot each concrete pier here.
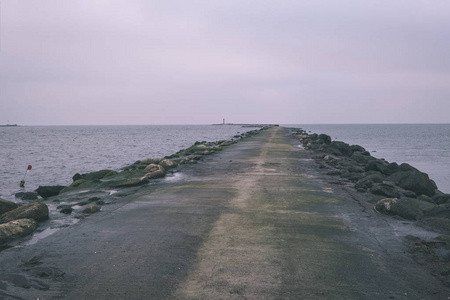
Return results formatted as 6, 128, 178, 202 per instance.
0, 127, 448, 299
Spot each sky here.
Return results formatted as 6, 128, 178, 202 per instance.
1, 0, 450, 125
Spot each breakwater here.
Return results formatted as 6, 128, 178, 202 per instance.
290, 124, 450, 193
0, 125, 259, 201
292, 128, 450, 234
1, 128, 268, 247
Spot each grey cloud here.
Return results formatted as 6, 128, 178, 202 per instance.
1, 0, 450, 125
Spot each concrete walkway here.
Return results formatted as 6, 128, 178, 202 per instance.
1, 127, 449, 299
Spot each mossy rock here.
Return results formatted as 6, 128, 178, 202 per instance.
159, 159, 178, 169
84, 169, 116, 181
104, 170, 118, 177
0, 198, 18, 215
0, 201, 49, 224
134, 164, 149, 170
72, 179, 86, 187
59, 179, 88, 194
112, 177, 149, 188
375, 197, 435, 221
141, 158, 161, 165
0, 219, 38, 244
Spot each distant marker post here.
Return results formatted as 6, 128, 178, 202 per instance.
19, 165, 32, 187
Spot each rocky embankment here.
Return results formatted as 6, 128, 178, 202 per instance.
292, 128, 450, 285
292, 129, 450, 229
0, 128, 268, 249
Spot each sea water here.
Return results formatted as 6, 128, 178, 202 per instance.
289, 124, 450, 194
2, 124, 449, 202
0, 125, 254, 201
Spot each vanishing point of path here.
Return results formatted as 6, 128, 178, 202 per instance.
1, 127, 449, 299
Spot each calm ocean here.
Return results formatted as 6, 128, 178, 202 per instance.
1, 124, 449, 202
0, 125, 253, 202
288, 124, 450, 194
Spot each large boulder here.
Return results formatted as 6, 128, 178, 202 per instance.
84, 169, 117, 181
14, 192, 39, 201
355, 174, 384, 190
375, 198, 434, 221
318, 134, 331, 144
0, 198, 18, 215
0, 201, 49, 224
365, 159, 389, 174
423, 203, 450, 219
388, 169, 436, 197
385, 163, 400, 176
112, 177, 149, 188
344, 164, 365, 173
72, 170, 117, 182
340, 171, 364, 182
350, 144, 366, 153
144, 164, 166, 179
0, 219, 37, 244
329, 141, 353, 156
370, 183, 399, 198
36, 186, 66, 198
433, 193, 450, 205
159, 159, 178, 169
350, 152, 373, 164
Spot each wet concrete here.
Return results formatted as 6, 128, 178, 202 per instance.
0, 127, 449, 299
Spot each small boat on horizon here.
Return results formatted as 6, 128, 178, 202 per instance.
0, 124, 18, 127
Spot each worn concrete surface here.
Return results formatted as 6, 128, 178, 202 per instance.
0, 127, 449, 299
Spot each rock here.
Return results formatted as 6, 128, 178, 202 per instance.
399, 163, 418, 172
350, 152, 372, 164
83, 205, 100, 214
433, 193, 450, 205
85, 169, 117, 181
318, 134, 331, 144
72, 170, 117, 182
344, 165, 365, 173
365, 159, 388, 174
388, 170, 436, 197
72, 173, 83, 182
59, 205, 73, 214
113, 177, 149, 188
375, 198, 398, 215
350, 144, 366, 153
0, 198, 18, 215
398, 189, 417, 198
219, 140, 234, 147
36, 186, 66, 198
144, 164, 166, 179
326, 170, 342, 176
59, 179, 87, 194
340, 171, 364, 182
375, 198, 430, 221
370, 183, 399, 198
417, 194, 434, 204
140, 158, 161, 165
385, 163, 400, 176
159, 159, 178, 169
355, 174, 384, 190
0, 201, 49, 224
0, 219, 38, 244
15, 192, 39, 201
423, 203, 450, 219
329, 141, 353, 156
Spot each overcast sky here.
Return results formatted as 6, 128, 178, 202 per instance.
1, 1, 449, 125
